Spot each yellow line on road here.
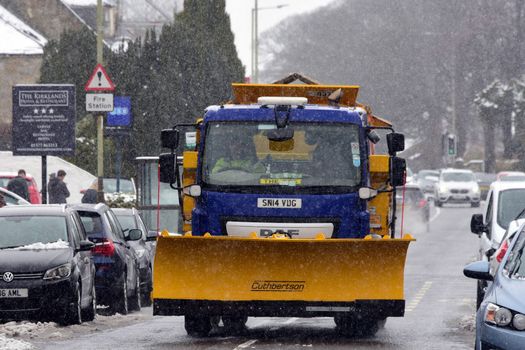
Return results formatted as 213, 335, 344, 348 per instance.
406, 281, 433, 312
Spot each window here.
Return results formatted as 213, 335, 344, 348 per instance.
0, 216, 68, 249
106, 211, 125, 241
497, 189, 525, 229
202, 121, 361, 188
504, 232, 525, 279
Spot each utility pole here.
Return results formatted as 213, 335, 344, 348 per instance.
96, 0, 105, 202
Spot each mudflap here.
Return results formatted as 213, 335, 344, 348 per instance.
152, 235, 414, 318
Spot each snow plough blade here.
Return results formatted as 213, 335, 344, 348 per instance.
152, 234, 414, 317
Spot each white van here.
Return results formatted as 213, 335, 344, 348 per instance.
470, 180, 525, 307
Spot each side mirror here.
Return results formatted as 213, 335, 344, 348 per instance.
387, 133, 405, 155
471, 214, 486, 234
78, 240, 95, 252
126, 228, 143, 241
463, 261, 493, 281
159, 153, 176, 184
183, 184, 202, 197
390, 157, 406, 187
146, 230, 159, 242
161, 129, 179, 149
359, 187, 378, 200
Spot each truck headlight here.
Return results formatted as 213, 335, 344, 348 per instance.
43, 263, 71, 280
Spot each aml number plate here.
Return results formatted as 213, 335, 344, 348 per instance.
257, 198, 302, 209
0, 289, 28, 298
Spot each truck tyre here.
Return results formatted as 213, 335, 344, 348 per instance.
335, 315, 382, 337
222, 315, 248, 335
185, 315, 212, 337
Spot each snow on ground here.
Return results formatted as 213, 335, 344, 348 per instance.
0, 152, 96, 204
0, 308, 152, 349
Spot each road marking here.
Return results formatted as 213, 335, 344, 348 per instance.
429, 207, 441, 222
406, 281, 433, 312
234, 339, 258, 349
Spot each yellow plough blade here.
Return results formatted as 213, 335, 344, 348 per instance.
153, 235, 413, 302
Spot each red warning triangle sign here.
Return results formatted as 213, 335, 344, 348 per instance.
85, 64, 115, 91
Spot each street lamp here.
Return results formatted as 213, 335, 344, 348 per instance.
251, 1, 288, 83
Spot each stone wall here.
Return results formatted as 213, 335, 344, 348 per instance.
0, 55, 42, 149
0, 0, 85, 41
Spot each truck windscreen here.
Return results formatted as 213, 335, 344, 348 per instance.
202, 122, 361, 187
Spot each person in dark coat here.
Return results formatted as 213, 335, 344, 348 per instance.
48, 169, 70, 204
7, 169, 29, 201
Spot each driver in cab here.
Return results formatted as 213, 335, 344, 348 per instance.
212, 139, 265, 174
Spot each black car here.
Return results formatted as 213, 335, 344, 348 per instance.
112, 208, 157, 306
72, 203, 142, 315
0, 205, 96, 325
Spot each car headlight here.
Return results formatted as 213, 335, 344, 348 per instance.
472, 185, 480, 194
43, 263, 71, 280
485, 303, 525, 330
439, 184, 448, 193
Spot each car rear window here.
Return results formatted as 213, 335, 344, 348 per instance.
497, 189, 525, 229
78, 211, 108, 238
0, 216, 68, 249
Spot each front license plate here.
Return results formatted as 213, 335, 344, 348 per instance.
257, 198, 302, 209
0, 289, 28, 298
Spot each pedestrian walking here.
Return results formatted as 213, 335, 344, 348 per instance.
7, 169, 29, 201
48, 170, 70, 204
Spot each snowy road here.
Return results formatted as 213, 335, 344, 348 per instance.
1, 204, 480, 350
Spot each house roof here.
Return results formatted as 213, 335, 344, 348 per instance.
62, 0, 116, 6
0, 4, 47, 55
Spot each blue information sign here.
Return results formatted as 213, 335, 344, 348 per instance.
107, 96, 131, 127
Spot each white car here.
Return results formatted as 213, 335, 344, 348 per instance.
0, 187, 31, 206
434, 168, 480, 207
470, 180, 525, 307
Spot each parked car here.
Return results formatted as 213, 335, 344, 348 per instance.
81, 178, 136, 204
0, 187, 30, 206
464, 227, 525, 350
474, 172, 497, 200
434, 168, 480, 207
415, 169, 439, 195
72, 203, 142, 314
396, 184, 430, 232
0, 172, 41, 204
112, 208, 157, 306
0, 205, 96, 325
470, 181, 525, 307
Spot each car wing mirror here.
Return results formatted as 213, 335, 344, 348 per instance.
126, 228, 143, 241
470, 214, 486, 235
78, 240, 95, 252
463, 261, 493, 281
146, 230, 159, 242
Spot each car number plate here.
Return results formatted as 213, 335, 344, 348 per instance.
0, 289, 28, 298
257, 198, 302, 209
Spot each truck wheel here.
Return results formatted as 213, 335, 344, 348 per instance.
222, 315, 248, 335
185, 315, 212, 337
335, 316, 382, 337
